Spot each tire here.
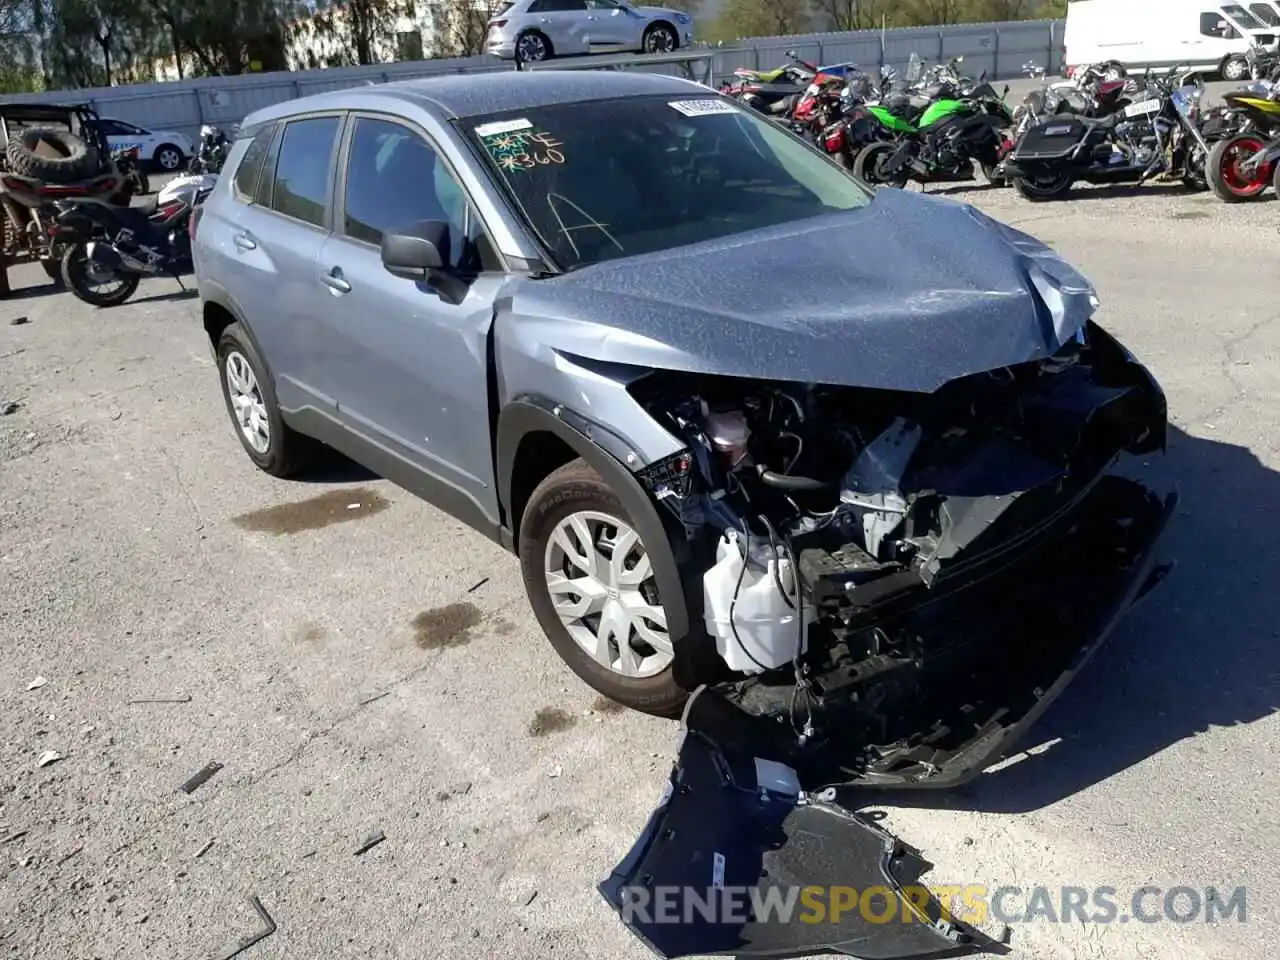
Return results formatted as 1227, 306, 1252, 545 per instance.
152, 143, 184, 172
519, 458, 686, 717
1222, 55, 1249, 82
643, 23, 678, 54
980, 160, 1007, 186
60, 244, 140, 307
1206, 134, 1271, 202
1012, 170, 1073, 201
853, 141, 907, 188
215, 322, 318, 478
515, 30, 552, 63
4, 126, 102, 183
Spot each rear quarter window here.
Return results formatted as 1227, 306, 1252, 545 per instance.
232, 123, 277, 203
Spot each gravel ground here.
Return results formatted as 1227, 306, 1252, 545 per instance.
1, 162, 1278, 960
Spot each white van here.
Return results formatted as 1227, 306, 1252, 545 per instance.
1065, 0, 1280, 80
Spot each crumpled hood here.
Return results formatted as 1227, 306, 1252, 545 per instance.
508, 187, 1097, 393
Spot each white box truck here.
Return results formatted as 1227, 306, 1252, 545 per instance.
1065, 0, 1280, 80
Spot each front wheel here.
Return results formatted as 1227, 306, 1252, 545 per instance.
519, 458, 685, 717
60, 244, 140, 307
853, 141, 907, 188
1222, 55, 1249, 82
1206, 134, 1270, 202
1012, 169, 1073, 201
643, 23, 678, 53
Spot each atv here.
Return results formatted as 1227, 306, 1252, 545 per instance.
0, 101, 129, 286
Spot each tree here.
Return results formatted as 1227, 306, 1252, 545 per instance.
293, 0, 410, 66
426, 0, 492, 58
717, 0, 812, 38
810, 0, 890, 31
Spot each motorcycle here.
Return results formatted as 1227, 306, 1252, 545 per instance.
50, 173, 214, 307
853, 57, 1014, 188
1203, 51, 1280, 201
1010, 61, 1134, 141
111, 145, 150, 196
721, 51, 855, 118
1000, 67, 1212, 201
188, 124, 231, 174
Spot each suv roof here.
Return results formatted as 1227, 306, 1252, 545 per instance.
240, 70, 704, 131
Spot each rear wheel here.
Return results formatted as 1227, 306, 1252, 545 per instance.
1012, 169, 1073, 201
1221, 55, 1249, 82
60, 244, 139, 307
515, 30, 552, 62
1206, 133, 1270, 202
852, 141, 907, 188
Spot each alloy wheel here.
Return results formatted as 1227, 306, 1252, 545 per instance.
516, 33, 547, 62
645, 27, 675, 53
543, 510, 671, 679
224, 351, 271, 454
157, 148, 181, 171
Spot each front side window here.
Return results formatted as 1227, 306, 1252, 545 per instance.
270, 116, 341, 228
342, 117, 492, 271
1201, 10, 1240, 35
462, 95, 871, 271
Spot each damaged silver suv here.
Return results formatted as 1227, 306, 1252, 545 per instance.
195, 70, 1175, 958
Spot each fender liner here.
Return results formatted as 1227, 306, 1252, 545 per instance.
497, 397, 692, 647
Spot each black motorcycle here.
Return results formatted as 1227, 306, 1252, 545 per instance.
50, 178, 212, 307
188, 124, 231, 174
1001, 67, 1211, 201
111, 145, 150, 196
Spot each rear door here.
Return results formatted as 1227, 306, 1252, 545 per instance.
528, 0, 591, 55
209, 113, 343, 414
311, 114, 508, 529
582, 0, 633, 50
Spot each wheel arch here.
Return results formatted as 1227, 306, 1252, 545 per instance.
201, 291, 275, 384
496, 398, 691, 645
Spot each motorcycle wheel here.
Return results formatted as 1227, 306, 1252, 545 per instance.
1012, 170, 1073, 201
1206, 134, 1271, 202
853, 142, 907, 188
60, 244, 141, 308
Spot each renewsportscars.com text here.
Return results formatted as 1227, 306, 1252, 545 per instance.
618, 884, 1248, 926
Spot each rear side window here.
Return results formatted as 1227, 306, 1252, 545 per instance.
232, 124, 276, 203
269, 116, 341, 228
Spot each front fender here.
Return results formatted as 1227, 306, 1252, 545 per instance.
496, 398, 692, 647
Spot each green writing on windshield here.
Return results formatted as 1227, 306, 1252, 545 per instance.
482, 129, 566, 172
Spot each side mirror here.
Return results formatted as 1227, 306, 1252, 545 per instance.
381, 220, 449, 281
785, 49, 797, 59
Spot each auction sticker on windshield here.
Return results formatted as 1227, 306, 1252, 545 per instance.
474, 117, 533, 138
668, 99, 740, 117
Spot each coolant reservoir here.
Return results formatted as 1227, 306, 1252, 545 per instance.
702, 530, 813, 675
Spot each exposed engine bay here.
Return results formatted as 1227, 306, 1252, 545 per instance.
628, 321, 1174, 786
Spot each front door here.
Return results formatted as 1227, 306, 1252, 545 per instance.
314, 114, 506, 528
582, 0, 633, 51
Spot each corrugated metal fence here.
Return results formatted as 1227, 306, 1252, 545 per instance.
0, 19, 1064, 147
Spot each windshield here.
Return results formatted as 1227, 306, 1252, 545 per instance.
1250, 1, 1280, 24
462, 94, 871, 271
1223, 3, 1265, 27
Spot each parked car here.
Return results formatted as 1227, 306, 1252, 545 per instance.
91, 117, 194, 172
485, 0, 693, 62
192, 71, 1174, 957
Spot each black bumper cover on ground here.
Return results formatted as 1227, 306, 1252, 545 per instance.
602, 454, 1177, 959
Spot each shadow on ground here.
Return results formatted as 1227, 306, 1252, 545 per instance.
848, 425, 1280, 815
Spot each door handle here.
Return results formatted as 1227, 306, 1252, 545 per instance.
321, 268, 351, 294
233, 233, 256, 250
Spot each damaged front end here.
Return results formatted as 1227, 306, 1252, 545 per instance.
600, 320, 1176, 958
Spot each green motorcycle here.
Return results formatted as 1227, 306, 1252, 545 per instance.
854, 81, 1014, 188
